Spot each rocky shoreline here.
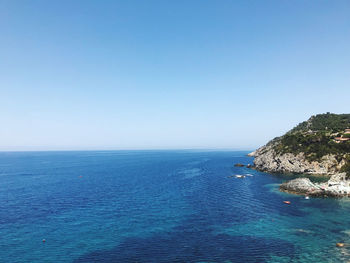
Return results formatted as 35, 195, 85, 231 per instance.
249, 142, 346, 175
247, 113, 350, 197
279, 173, 350, 197
248, 148, 350, 198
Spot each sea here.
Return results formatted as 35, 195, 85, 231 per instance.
1, 150, 350, 263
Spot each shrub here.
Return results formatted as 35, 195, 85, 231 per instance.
343, 133, 350, 138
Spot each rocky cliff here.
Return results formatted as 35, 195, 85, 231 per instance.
250, 113, 350, 197
250, 113, 350, 176
250, 141, 346, 175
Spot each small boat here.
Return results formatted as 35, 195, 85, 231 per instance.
305, 196, 310, 200
235, 175, 245, 179
283, 201, 291, 204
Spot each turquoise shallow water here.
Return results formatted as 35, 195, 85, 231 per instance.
0, 150, 350, 262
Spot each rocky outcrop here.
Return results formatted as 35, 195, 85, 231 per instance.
280, 173, 350, 197
250, 142, 345, 175
249, 113, 350, 197
250, 141, 350, 197
280, 178, 321, 195
247, 151, 256, 157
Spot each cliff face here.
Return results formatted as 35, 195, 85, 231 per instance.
250, 113, 350, 197
250, 113, 350, 176
251, 142, 346, 175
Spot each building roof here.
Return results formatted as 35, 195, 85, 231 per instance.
335, 137, 350, 141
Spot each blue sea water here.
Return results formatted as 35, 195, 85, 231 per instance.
1, 150, 350, 263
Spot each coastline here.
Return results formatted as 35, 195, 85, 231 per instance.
247, 151, 350, 198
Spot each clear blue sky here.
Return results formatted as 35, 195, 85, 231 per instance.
1, 0, 349, 151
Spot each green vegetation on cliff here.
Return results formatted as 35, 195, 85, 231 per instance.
289, 113, 350, 134
273, 113, 350, 176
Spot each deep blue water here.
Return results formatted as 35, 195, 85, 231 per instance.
1, 150, 350, 262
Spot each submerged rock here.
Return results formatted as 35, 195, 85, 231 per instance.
234, 163, 245, 167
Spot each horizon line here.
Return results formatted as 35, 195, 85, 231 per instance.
0, 147, 256, 153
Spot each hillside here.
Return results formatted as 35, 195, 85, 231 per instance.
251, 113, 350, 177
289, 113, 350, 134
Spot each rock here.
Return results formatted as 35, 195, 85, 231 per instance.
251, 137, 346, 175
247, 151, 256, 157
280, 173, 350, 197
253, 145, 344, 175
234, 163, 245, 167
280, 178, 322, 195
249, 113, 350, 198
253, 142, 350, 197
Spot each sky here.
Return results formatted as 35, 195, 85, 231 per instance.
0, 0, 349, 151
